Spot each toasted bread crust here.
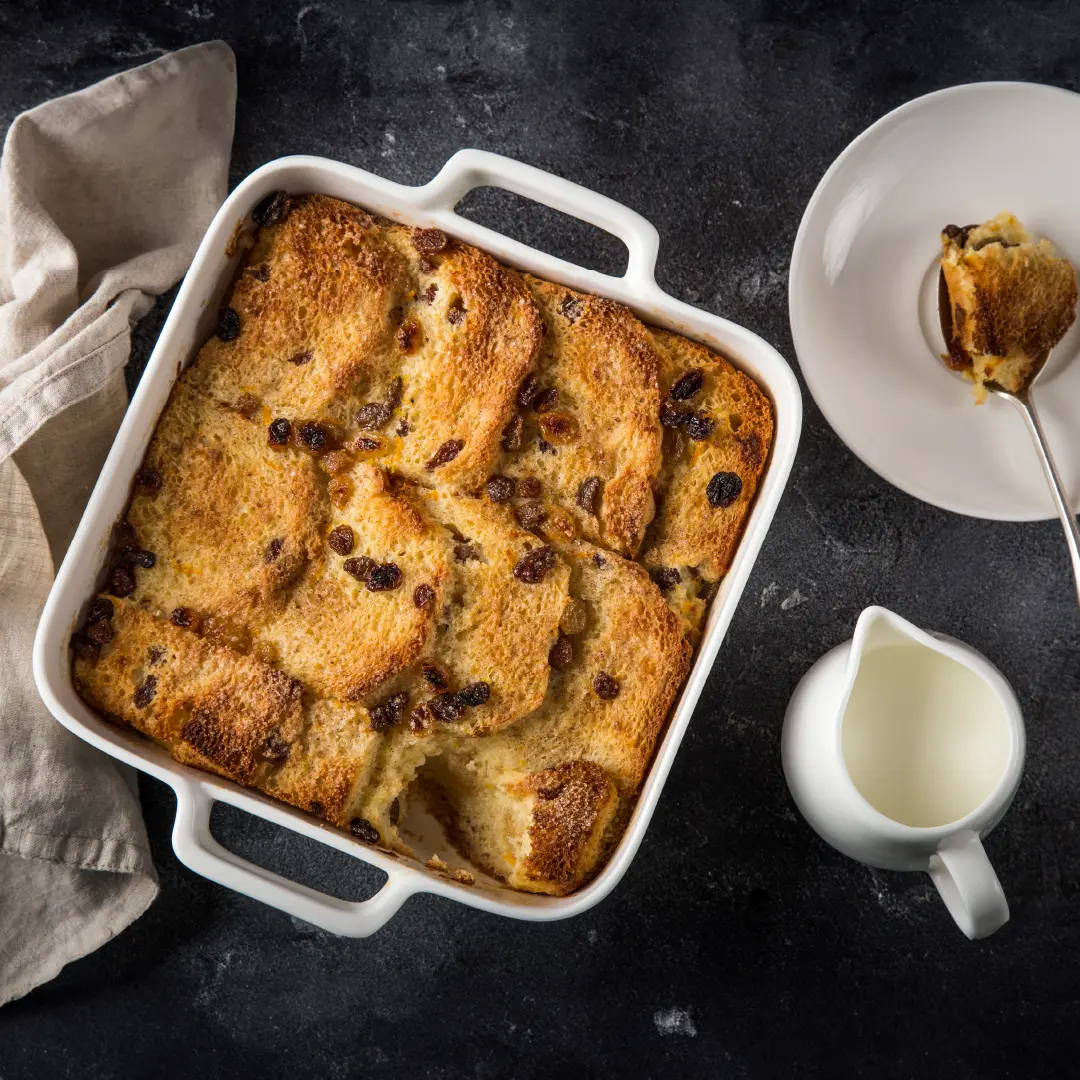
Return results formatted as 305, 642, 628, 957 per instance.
497, 277, 663, 556
642, 329, 774, 585
72, 192, 771, 896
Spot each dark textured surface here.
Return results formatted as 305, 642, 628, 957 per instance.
3, 1, 1080, 1076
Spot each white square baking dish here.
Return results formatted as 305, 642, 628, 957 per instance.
33, 150, 801, 935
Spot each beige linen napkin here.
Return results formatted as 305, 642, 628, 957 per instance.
0, 41, 236, 1007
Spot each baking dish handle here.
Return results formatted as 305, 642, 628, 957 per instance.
171, 783, 415, 937
414, 148, 660, 291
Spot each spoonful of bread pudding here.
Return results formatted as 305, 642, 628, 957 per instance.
938, 210, 1080, 604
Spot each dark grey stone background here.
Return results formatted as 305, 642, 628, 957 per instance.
3, 1, 1080, 1076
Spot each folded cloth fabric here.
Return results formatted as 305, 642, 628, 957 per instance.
0, 40, 236, 1007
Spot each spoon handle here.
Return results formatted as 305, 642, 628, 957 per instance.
1012, 389, 1080, 606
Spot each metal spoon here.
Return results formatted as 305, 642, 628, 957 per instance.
939, 268, 1080, 604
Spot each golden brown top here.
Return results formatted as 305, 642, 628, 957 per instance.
72, 192, 773, 897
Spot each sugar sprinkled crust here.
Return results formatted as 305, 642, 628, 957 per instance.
72, 193, 772, 896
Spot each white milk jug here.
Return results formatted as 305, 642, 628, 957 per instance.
782, 606, 1025, 939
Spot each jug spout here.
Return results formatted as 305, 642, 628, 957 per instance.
850, 605, 931, 661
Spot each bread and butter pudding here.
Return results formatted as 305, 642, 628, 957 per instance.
70, 192, 773, 896
939, 211, 1077, 402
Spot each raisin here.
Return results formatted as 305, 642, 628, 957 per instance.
354, 436, 381, 452
559, 598, 587, 636
425, 439, 463, 470
86, 618, 114, 645
310, 801, 325, 817
113, 522, 137, 548
367, 562, 403, 591
370, 691, 409, 733
356, 402, 391, 430
343, 556, 376, 582
110, 566, 136, 598
458, 681, 490, 707
89, 597, 114, 623
454, 542, 480, 563
536, 438, 556, 455
384, 376, 404, 412
252, 263, 271, 282
170, 607, 194, 628
147, 646, 165, 665
515, 501, 547, 530
322, 451, 353, 476
234, 392, 260, 418
422, 282, 438, 303
651, 567, 681, 592
389, 798, 401, 827
264, 538, 284, 563
268, 418, 291, 446
135, 468, 162, 493
707, 471, 743, 508
409, 703, 432, 733
397, 420, 410, 437
685, 411, 716, 441
539, 412, 577, 444
328, 525, 355, 555
422, 662, 449, 690
517, 374, 542, 409
130, 549, 156, 569
413, 582, 436, 609
349, 817, 380, 844
559, 294, 584, 322
501, 414, 524, 451
513, 546, 557, 584
298, 422, 327, 451
252, 190, 291, 227
216, 307, 241, 342
591, 553, 606, 568
419, 257, 436, 274
396, 319, 420, 353
486, 475, 516, 503
670, 369, 705, 401
287, 350, 313, 366
429, 691, 465, 723
447, 301, 465, 325
412, 227, 449, 254
72, 635, 100, 663
593, 671, 620, 700
133, 675, 158, 709
259, 731, 290, 764
576, 476, 601, 515
549, 635, 573, 670
533, 387, 558, 413
660, 401, 691, 428
518, 476, 542, 499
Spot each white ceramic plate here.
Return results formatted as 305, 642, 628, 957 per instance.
790, 82, 1080, 520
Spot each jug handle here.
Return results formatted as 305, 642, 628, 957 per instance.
927, 830, 1009, 940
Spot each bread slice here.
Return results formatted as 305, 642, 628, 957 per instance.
256, 463, 450, 702
375, 224, 544, 489
639, 329, 774, 638
494, 277, 663, 557
186, 194, 411, 427
418, 541, 690, 893
125, 380, 325, 633
412, 491, 571, 734
73, 598, 306, 787
940, 211, 1077, 402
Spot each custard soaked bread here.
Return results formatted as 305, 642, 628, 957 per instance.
939, 211, 1077, 403
72, 191, 773, 896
